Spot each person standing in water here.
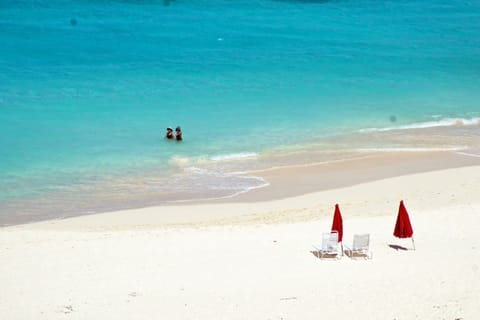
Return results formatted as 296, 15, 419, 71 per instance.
165, 127, 174, 139
175, 126, 183, 141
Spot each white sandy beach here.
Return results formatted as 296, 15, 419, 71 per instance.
1, 165, 480, 319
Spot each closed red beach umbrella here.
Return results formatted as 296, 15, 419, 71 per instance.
394, 200, 413, 238
331, 204, 343, 242
393, 200, 415, 249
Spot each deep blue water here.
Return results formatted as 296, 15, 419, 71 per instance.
1, 0, 480, 223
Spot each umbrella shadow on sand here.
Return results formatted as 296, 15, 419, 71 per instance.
388, 244, 409, 251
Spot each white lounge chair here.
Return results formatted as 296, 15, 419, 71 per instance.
344, 234, 372, 259
313, 231, 340, 259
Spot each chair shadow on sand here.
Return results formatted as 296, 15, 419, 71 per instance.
310, 251, 339, 259
388, 244, 409, 251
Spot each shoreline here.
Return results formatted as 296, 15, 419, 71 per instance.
221, 149, 480, 203
2, 149, 480, 228
5, 155, 479, 231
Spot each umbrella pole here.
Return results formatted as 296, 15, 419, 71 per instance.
411, 237, 416, 251
341, 242, 344, 256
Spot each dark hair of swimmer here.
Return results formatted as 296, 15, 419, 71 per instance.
166, 127, 174, 139
175, 126, 182, 141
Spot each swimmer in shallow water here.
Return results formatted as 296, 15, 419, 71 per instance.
165, 127, 174, 139
175, 126, 182, 141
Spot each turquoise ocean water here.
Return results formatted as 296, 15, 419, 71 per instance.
1, 0, 480, 224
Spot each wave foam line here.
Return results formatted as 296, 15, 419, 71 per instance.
354, 146, 467, 153
210, 152, 258, 162
456, 151, 480, 158
165, 177, 270, 204
360, 117, 480, 133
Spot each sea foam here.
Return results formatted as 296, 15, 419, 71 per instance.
210, 152, 258, 162
360, 117, 480, 133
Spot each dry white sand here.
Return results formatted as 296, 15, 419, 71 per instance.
1, 166, 480, 319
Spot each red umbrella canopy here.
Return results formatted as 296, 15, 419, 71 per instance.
331, 204, 343, 242
394, 200, 414, 238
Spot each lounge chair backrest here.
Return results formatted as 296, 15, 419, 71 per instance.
322, 231, 338, 252
353, 234, 370, 251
